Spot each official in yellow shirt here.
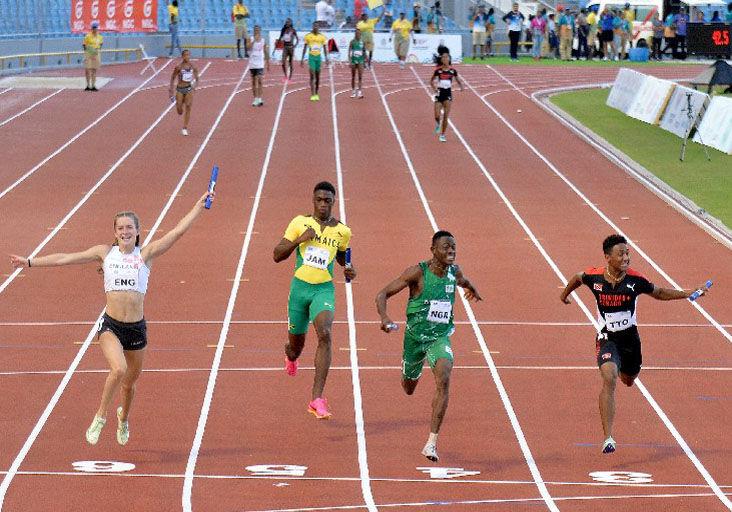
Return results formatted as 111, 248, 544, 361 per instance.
232, 0, 250, 58
391, 12, 414, 66
301, 23, 329, 101
168, 0, 181, 56
356, 11, 382, 67
273, 181, 356, 420
83, 21, 103, 91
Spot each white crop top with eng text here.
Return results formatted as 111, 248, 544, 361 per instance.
103, 246, 150, 294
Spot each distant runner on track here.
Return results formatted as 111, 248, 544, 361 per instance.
375, 230, 482, 462
430, 52, 463, 143
560, 234, 711, 454
11, 192, 213, 446
273, 181, 356, 420
169, 49, 200, 136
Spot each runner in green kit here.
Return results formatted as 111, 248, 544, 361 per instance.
349, 28, 366, 98
375, 230, 482, 462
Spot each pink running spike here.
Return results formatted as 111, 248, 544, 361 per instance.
308, 397, 332, 419
285, 357, 298, 376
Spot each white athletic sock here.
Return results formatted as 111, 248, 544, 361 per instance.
428, 432, 438, 445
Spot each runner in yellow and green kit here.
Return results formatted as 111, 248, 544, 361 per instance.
273, 181, 356, 419
376, 230, 481, 462
301, 22, 329, 101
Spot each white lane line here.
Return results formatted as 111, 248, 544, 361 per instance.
469, 69, 732, 345
181, 76, 287, 512
0, 62, 242, 512
434, 71, 732, 512
0, 88, 12, 96
4, 365, 732, 377
2, 319, 731, 328
328, 66, 377, 512
372, 65, 559, 512
0, 89, 65, 129
0, 61, 211, 297
3, 469, 729, 490
0, 60, 171, 201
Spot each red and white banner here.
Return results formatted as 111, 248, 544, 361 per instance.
71, 0, 158, 33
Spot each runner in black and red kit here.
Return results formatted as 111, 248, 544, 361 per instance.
560, 234, 710, 454
430, 52, 463, 143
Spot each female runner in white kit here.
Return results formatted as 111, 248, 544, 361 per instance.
10, 191, 213, 446
247, 25, 270, 106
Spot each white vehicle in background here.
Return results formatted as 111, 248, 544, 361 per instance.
586, 0, 663, 45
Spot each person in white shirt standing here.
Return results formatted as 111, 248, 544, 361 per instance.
247, 25, 270, 106
316, 0, 335, 28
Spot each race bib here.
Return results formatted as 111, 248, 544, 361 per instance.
427, 300, 452, 324
604, 310, 634, 332
303, 245, 330, 270
353, 49, 363, 56
311, 43, 322, 53
283, 33, 292, 42
439, 79, 452, 89
181, 69, 194, 82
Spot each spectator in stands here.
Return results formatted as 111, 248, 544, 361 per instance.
651, 11, 664, 60
576, 8, 589, 60
413, 3, 424, 33
616, 10, 631, 60
232, 0, 250, 59
547, 13, 559, 58
383, 0, 394, 27
598, 6, 615, 61
587, 6, 598, 60
557, 7, 573, 61
316, 0, 335, 28
523, 15, 533, 53
354, 0, 367, 20
622, 2, 634, 23
530, 11, 546, 61
662, 8, 677, 59
168, 1, 181, 57
675, 8, 688, 57
471, 5, 489, 59
391, 12, 415, 68
485, 8, 496, 55
357, 10, 383, 68
502, 3, 525, 61
83, 21, 103, 91
694, 8, 705, 21
711, 10, 722, 21
726, 3, 732, 22
429, 1, 443, 33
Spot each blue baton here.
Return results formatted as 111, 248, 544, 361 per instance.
204, 165, 218, 209
689, 279, 713, 302
345, 247, 352, 283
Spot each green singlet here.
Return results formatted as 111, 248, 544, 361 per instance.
350, 39, 365, 65
406, 261, 456, 341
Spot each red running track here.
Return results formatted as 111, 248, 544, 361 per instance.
0, 60, 730, 512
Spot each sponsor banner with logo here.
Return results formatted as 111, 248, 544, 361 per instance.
268, 31, 462, 63
71, 0, 158, 33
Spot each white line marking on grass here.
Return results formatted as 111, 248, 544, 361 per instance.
0, 60, 172, 201
528, 83, 732, 250
373, 65, 559, 512
471, 69, 732, 345
328, 65, 377, 512
445, 70, 732, 512
181, 73, 286, 512
0, 61, 239, 512
0, 61, 210, 297
0, 89, 65, 129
